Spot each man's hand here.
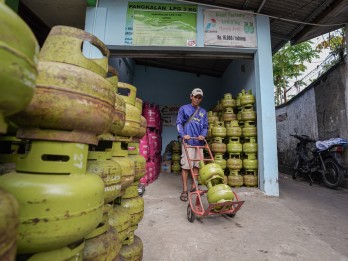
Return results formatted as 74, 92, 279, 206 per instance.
198, 135, 205, 140
183, 135, 190, 140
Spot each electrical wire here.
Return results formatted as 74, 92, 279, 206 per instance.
175, 0, 347, 27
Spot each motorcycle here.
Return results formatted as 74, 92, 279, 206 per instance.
291, 134, 347, 188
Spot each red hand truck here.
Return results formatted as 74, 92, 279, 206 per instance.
182, 137, 244, 222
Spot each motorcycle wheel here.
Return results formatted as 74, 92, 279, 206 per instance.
322, 158, 344, 188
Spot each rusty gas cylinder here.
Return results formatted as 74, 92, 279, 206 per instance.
11, 61, 116, 143
87, 150, 122, 203
39, 26, 109, 77
223, 107, 237, 122
211, 137, 226, 154
128, 143, 146, 182
83, 223, 121, 261
109, 141, 135, 192
109, 204, 131, 244
117, 83, 141, 138
118, 235, 143, 261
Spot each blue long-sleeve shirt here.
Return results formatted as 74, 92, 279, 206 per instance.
176, 104, 208, 146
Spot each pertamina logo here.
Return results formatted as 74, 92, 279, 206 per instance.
205, 18, 217, 32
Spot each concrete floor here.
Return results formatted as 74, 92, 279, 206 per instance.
136, 172, 348, 261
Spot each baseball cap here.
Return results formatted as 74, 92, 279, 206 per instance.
191, 88, 203, 97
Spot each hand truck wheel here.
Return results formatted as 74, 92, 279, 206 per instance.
187, 204, 195, 223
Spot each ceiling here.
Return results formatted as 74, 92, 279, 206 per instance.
19, 0, 348, 77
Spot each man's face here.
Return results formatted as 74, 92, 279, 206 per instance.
191, 94, 203, 106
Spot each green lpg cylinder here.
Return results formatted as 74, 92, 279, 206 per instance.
135, 98, 147, 139
171, 152, 180, 161
228, 174, 244, 187
207, 183, 234, 204
244, 174, 258, 187
87, 150, 122, 203
109, 141, 135, 192
117, 82, 141, 138
121, 183, 144, 229
222, 93, 236, 108
226, 154, 242, 170
240, 89, 255, 106
223, 107, 237, 122
214, 153, 226, 170
39, 26, 109, 77
227, 137, 242, 154
11, 61, 116, 144
83, 222, 120, 261
0, 1, 39, 133
107, 68, 126, 136
207, 111, 218, 125
119, 235, 143, 261
243, 153, 258, 170
128, 143, 146, 182
171, 161, 181, 173
172, 141, 181, 152
211, 137, 226, 154
109, 204, 131, 245
226, 120, 242, 137
199, 161, 224, 186
236, 92, 243, 108
212, 121, 226, 138
0, 188, 19, 261
18, 240, 85, 261
241, 105, 256, 121
0, 141, 105, 254
242, 121, 257, 138
243, 137, 258, 154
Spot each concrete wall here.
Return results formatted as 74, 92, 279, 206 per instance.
276, 61, 348, 173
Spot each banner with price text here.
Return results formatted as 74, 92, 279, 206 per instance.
125, 2, 197, 46
204, 9, 257, 48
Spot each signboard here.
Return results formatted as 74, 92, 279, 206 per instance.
125, 2, 197, 46
160, 105, 180, 126
204, 9, 257, 48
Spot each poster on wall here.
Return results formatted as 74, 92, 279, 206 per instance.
125, 2, 197, 46
204, 9, 257, 48
160, 105, 180, 126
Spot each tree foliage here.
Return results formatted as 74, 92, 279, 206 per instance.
273, 41, 320, 105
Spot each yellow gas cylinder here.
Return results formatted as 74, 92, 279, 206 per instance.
240, 89, 255, 106
223, 107, 237, 122
212, 121, 226, 138
128, 142, 146, 182
222, 93, 236, 108
87, 150, 122, 203
119, 235, 143, 261
109, 141, 135, 192
211, 137, 226, 154
0, 141, 105, 254
226, 120, 242, 137
0, 188, 19, 261
117, 82, 141, 138
0, 1, 39, 133
108, 204, 131, 244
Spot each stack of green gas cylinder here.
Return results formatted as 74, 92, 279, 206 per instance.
206, 90, 258, 188
171, 140, 181, 173
0, 2, 145, 259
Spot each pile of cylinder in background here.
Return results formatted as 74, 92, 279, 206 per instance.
171, 140, 182, 173
206, 90, 258, 188
0, 4, 145, 259
139, 102, 162, 185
